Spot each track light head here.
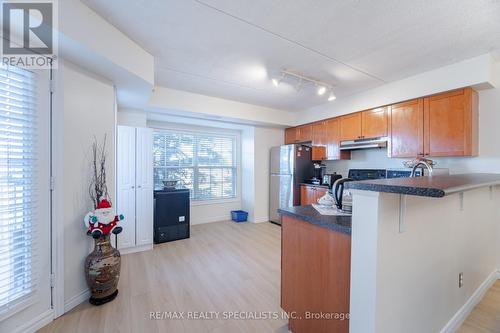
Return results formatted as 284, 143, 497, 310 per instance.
272, 78, 279, 87
328, 92, 336, 101
317, 86, 326, 96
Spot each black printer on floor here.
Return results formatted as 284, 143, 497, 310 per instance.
153, 188, 190, 243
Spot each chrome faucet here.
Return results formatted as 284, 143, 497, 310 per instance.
411, 160, 433, 177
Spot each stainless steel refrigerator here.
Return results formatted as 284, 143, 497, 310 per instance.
269, 144, 313, 224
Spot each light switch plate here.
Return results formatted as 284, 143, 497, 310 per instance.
179, 216, 185, 222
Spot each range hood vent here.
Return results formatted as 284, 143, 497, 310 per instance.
340, 137, 388, 150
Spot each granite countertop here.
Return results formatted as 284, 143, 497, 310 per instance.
278, 205, 352, 235
300, 183, 330, 189
345, 173, 500, 198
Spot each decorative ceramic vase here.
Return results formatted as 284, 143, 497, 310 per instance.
84, 234, 121, 305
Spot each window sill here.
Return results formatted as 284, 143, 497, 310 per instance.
190, 197, 240, 206
0, 292, 37, 322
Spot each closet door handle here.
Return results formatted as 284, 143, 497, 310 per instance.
131, 186, 135, 189
137, 185, 142, 189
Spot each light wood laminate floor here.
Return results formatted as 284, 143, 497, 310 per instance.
457, 280, 500, 333
39, 221, 288, 333
38, 220, 500, 333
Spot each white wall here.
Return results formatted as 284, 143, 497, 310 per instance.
325, 67, 500, 177
252, 127, 284, 222
147, 115, 283, 224
350, 187, 500, 333
56, 60, 116, 308
60, 0, 154, 84
59, 0, 154, 110
148, 120, 243, 224
117, 108, 147, 127
241, 127, 256, 222
149, 87, 296, 127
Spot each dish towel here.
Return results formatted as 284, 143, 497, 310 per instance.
311, 203, 351, 216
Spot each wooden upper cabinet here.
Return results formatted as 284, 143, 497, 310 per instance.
284, 127, 297, 144
295, 125, 312, 143
326, 118, 350, 161
361, 107, 388, 138
389, 99, 424, 158
339, 113, 362, 141
288, 87, 478, 158
311, 122, 327, 160
423, 88, 478, 157
340, 108, 387, 141
312, 121, 327, 146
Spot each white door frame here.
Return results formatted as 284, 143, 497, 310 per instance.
50, 64, 65, 318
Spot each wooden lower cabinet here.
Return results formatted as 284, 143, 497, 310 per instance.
300, 185, 328, 206
281, 216, 351, 333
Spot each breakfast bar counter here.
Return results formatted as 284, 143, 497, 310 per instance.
347, 174, 500, 333
345, 173, 500, 197
278, 205, 352, 235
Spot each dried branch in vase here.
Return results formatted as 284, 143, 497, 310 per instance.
89, 135, 110, 209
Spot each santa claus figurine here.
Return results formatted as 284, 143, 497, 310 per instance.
84, 197, 124, 239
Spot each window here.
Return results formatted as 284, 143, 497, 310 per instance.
0, 65, 37, 311
153, 129, 238, 201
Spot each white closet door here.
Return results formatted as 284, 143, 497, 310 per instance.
135, 128, 153, 246
136, 128, 153, 188
135, 186, 153, 246
116, 126, 136, 249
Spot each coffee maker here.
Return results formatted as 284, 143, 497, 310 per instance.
322, 173, 342, 188
310, 163, 325, 185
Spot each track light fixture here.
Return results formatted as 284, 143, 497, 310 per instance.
272, 72, 286, 87
317, 86, 326, 96
272, 69, 336, 102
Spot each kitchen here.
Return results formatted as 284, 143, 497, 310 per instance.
4, 2, 500, 333
274, 85, 500, 333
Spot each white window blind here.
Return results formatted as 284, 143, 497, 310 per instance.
0, 65, 37, 312
153, 130, 237, 201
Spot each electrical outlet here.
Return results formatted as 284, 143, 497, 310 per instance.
459, 272, 464, 288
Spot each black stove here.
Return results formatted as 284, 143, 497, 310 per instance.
348, 169, 387, 181
347, 168, 421, 181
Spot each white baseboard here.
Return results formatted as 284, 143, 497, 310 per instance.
64, 289, 90, 314
120, 243, 153, 255
252, 216, 269, 223
191, 215, 230, 225
440, 269, 500, 333
11, 309, 53, 333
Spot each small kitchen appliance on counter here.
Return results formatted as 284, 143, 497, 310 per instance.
322, 173, 343, 188
332, 178, 354, 213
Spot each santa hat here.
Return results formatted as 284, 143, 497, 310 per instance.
97, 198, 112, 209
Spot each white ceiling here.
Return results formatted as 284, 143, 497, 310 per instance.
82, 0, 500, 111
